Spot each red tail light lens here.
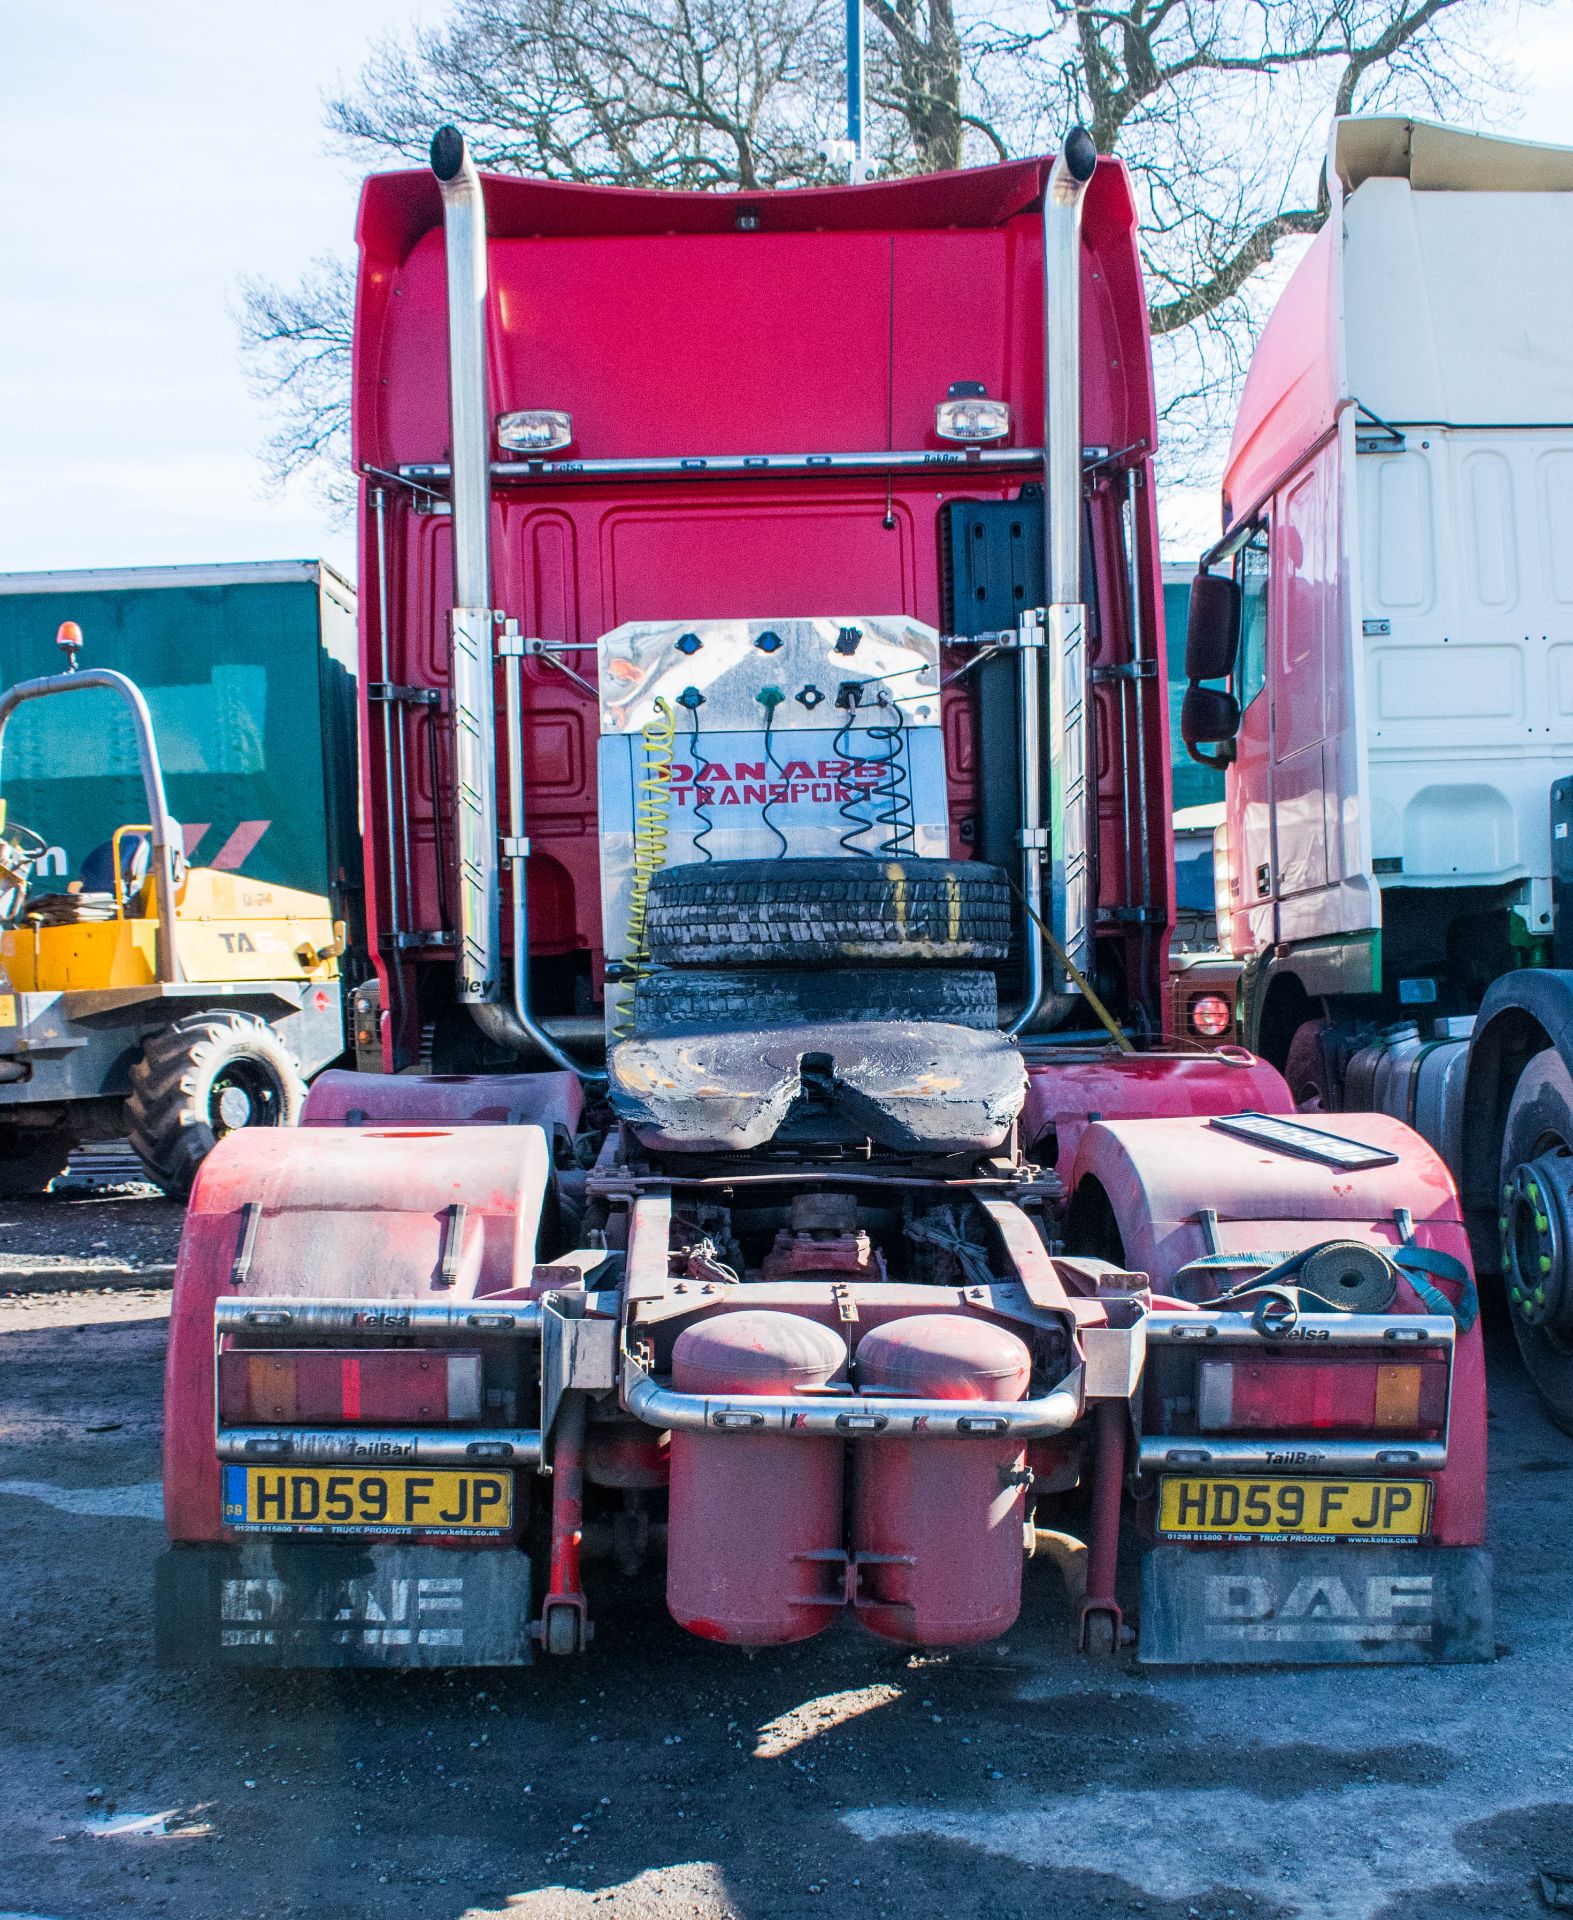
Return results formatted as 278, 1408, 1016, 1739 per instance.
218, 1348, 483, 1425
1196, 1356, 1447, 1436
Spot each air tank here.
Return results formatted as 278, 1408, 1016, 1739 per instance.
851, 1313, 1032, 1645
665, 1310, 847, 1645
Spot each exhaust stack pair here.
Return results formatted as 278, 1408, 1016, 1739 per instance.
427, 124, 1097, 1050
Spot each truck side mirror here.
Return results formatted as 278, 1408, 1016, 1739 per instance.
1181, 684, 1240, 770
1185, 572, 1240, 683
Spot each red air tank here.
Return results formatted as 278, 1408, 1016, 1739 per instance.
666, 1310, 847, 1645
852, 1313, 1032, 1645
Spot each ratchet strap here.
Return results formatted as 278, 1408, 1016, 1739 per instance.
1179, 1239, 1478, 1333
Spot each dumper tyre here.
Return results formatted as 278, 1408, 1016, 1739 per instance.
633, 964, 999, 1035
643, 857, 1012, 968
0, 1123, 76, 1196
126, 1012, 307, 1198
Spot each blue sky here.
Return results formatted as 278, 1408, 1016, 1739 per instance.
0, 0, 438, 580
5, 1, 1573, 580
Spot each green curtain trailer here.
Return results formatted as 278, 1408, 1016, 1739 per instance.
0, 561, 363, 964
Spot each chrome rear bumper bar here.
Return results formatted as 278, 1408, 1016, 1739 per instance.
622, 1358, 1083, 1439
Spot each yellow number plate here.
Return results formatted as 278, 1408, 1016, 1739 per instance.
223, 1465, 513, 1536
1158, 1476, 1431, 1543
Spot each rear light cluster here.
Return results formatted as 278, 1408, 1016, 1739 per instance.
218, 1348, 483, 1426
1196, 1356, 1447, 1436
1189, 992, 1233, 1038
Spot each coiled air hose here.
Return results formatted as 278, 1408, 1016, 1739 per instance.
614, 696, 676, 1038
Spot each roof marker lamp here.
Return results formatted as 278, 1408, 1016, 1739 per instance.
935, 381, 1011, 445
497, 410, 575, 454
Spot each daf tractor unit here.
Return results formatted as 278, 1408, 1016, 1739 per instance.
154, 127, 1490, 1672
1183, 117, 1573, 1429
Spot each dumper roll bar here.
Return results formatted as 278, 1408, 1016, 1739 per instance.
0, 668, 184, 983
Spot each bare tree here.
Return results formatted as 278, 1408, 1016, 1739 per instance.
327, 0, 845, 190
981, 1, 1530, 472
234, 255, 357, 508
864, 2, 968, 170
240, 0, 1528, 501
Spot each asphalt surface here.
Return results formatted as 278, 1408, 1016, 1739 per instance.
2, 1182, 1572, 1920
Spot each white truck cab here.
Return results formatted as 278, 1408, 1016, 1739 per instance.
1185, 117, 1573, 1426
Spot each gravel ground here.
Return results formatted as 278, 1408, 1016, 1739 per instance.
1, 1187, 1571, 1920
0, 1164, 182, 1296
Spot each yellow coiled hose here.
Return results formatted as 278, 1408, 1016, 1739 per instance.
614, 696, 676, 1037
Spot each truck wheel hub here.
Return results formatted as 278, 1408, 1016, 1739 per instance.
1502, 1152, 1573, 1335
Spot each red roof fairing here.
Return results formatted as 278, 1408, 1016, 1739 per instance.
352, 153, 1168, 1045
354, 156, 1156, 476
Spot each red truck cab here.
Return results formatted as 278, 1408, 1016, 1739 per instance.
154, 130, 1491, 1672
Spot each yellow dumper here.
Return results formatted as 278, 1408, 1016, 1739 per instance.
0, 624, 345, 1194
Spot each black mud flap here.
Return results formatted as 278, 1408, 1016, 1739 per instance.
155, 1542, 533, 1668
1138, 1544, 1494, 1666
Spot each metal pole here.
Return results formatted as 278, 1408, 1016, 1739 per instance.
1079, 1399, 1126, 1653
430, 126, 502, 1010
498, 634, 587, 1076
1007, 609, 1049, 1038
372, 488, 402, 942
1127, 473, 1152, 916
846, 0, 864, 177
430, 125, 595, 1079
1041, 128, 1097, 1007
1013, 130, 1096, 1034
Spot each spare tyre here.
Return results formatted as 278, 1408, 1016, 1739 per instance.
644, 857, 1012, 968
634, 965, 999, 1035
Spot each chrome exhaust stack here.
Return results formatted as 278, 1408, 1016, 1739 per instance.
1013, 127, 1097, 1034
429, 125, 589, 1077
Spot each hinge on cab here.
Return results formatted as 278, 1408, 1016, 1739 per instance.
367, 682, 443, 708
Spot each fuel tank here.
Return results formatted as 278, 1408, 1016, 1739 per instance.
666, 1310, 847, 1645
851, 1313, 1032, 1645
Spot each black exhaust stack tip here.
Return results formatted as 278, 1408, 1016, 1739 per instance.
1063, 126, 1097, 184
431, 125, 466, 182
